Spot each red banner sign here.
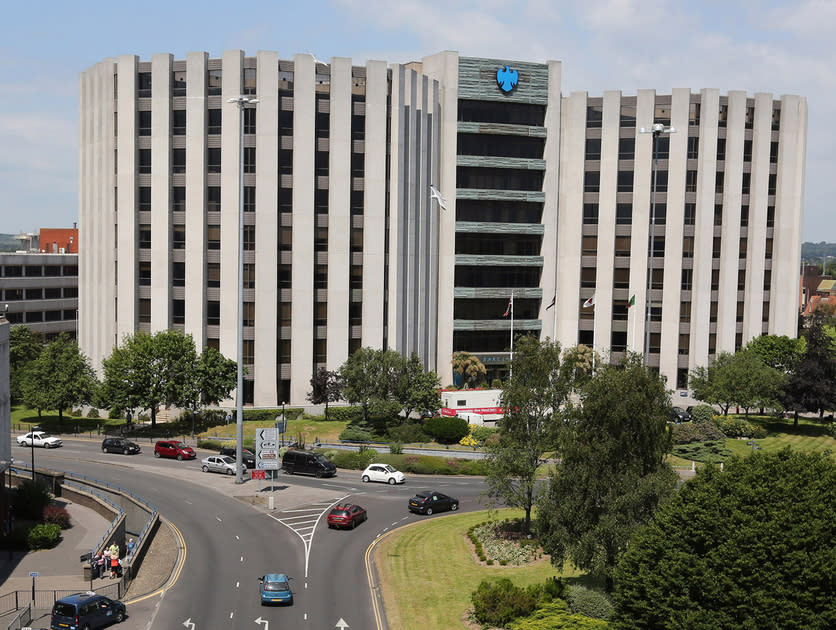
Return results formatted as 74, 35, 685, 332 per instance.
251, 470, 266, 480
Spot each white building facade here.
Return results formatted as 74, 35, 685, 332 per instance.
79, 51, 806, 406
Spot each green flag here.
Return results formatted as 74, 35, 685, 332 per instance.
627, 294, 636, 308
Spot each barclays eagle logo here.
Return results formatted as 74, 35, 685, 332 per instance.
496, 65, 519, 93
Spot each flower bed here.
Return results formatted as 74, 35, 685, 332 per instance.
467, 519, 544, 566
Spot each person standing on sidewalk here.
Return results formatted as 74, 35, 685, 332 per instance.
97, 552, 107, 579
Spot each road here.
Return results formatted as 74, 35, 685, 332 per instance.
29, 438, 491, 630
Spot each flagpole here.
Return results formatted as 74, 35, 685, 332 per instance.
510, 292, 514, 380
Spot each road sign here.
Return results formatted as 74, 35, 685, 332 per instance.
29, 572, 38, 578
256, 428, 279, 470
251, 470, 266, 480
275, 415, 287, 434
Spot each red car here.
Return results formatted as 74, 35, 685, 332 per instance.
154, 440, 196, 460
327, 503, 367, 530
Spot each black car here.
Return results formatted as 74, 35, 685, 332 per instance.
102, 437, 141, 455
219, 446, 256, 469
408, 490, 459, 515
282, 450, 337, 477
670, 407, 691, 423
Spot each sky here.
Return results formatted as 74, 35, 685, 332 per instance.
1, 0, 834, 242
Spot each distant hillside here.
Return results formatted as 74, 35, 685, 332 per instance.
0, 234, 24, 252
801, 242, 836, 261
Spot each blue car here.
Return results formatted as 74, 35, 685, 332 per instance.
259, 573, 293, 606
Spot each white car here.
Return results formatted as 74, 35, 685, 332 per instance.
17, 431, 62, 448
361, 464, 406, 485
201, 455, 242, 475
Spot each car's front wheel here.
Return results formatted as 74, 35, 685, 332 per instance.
226, 468, 234, 475
362, 475, 370, 483
426, 507, 433, 515
176, 454, 183, 461
202, 465, 209, 472
451, 503, 458, 511
388, 477, 396, 485
154, 451, 160, 458
102, 447, 108, 453
123, 448, 129, 455
115, 610, 125, 623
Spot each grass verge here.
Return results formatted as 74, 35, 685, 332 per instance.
375, 508, 582, 630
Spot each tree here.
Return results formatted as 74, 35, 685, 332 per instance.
393, 353, 441, 420
537, 353, 678, 591
784, 310, 836, 424
21, 333, 97, 420
611, 450, 836, 629
692, 350, 784, 417
184, 346, 238, 410
451, 351, 487, 388
99, 330, 198, 427
307, 367, 343, 421
483, 337, 582, 535
9, 326, 44, 404
339, 347, 403, 423
744, 334, 805, 374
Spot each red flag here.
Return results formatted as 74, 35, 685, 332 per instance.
503, 300, 512, 317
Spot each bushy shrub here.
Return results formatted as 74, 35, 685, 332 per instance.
27, 523, 61, 549
43, 504, 71, 529
12, 480, 52, 521
339, 425, 373, 442
86, 408, 101, 419
566, 585, 613, 620
714, 417, 767, 439
327, 406, 364, 423
386, 422, 429, 444
830, 422, 836, 439
491, 379, 502, 389
70, 408, 85, 418
472, 520, 539, 566
472, 578, 540, 627
671, 420, 725, 444
508, 600, 609, 630
108, 407, 122, 420
328, 449, 377, 470
424, 415, 470, 444
690, 404, 716, 423
388, 442, 403, 455
672, 440, 732, 463
470, 425, 498, 445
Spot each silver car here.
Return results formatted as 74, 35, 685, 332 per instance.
201, 455, 241, 475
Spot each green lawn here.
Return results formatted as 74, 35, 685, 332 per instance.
725, 415, 836, 458
375, 509, 584, 630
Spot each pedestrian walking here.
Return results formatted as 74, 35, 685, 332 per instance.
97, 552, 107, 579
110, 552, 119, 579
126, 538, 136, 556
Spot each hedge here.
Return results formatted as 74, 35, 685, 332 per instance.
508, 600, 609, 630
713, 416, 767, 439
671, 421, 725, 445
27, 523, 61, 550
566, 585, 613, 620
689, 404, 716, 423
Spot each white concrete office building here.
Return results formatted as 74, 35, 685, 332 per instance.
79, 50, 806, 406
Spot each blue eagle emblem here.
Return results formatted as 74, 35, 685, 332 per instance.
496, 65, 519, 93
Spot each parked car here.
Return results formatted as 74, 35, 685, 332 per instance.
201, 455, 242, 475
50, 591, 126, 630
102, 437, 141, 455
219, 446, 256, 469
153, 440, 195, 460
408, 490, 459, 515
327, 503, 367, 529
259, 573, 293, 605
361, 463, 405, 485
670, 407, 691, 423
17, 431, 62, 448
281, 450, 336, 477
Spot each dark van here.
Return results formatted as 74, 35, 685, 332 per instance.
51, 591, 126, 629
282, 450, 336, 478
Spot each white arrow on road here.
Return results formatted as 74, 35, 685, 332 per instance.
255, 617, 269, 629
336, 618, 350, 629
182, 619, 195, 630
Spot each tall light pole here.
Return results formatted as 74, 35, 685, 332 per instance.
639, 123, 676, 368
228, 95, 258, 483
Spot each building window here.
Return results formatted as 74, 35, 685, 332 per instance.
740, 205, 749, 227
139, 262, 151, 286
244, 225, 256, 250
139, 225, 151, 249
138, 149, 151, 174
244, 108, 256, 134
711, 270, 720, 291
172, 299, 185, 324
243, 302, 255, 327
139, 299, 151, 323
207, 263, 220, 288
617, 171, 633, 193
584, 171, 600, 193
25, 265, 43, 277
581, 267, 596, 288
716, 138, 726, 161
715, 171, 724, 194
244, 264, 255, 289
683, 236, 694, 258
207, 300, 220, 325
279, 226, 292, 252
25, 289, 42, 299
138, 187, 151, 212
772, 108, 781, 131
770, 141, 779, 164
613, 268, 629, 289
244, 147, 256, 173
314, 264, 328, 290
585, 138, 601, 161
138, 111, 151, 136
718, 104, 728, 128
765, 238, 773, 259
279, 264, 292, 289
689, 102, 700, 127
208, 225, 220, 250
677, 368, 689, 389
173, 148, 186, 173
767, 206, 775, 228
745, 106, 755, 129
687, 136, 699, 159
138, 72, 152, 97
741, 172, 751, 195
714, 205, 723, 227
738, 269, 746, 291
679, 334, 690, 355
616, 203, 632, 225
64, 287, 78, 298
614, 236, 631, 257
173, 225, 186, 249
681, 268, 693, 290
63, 265, 78, 277
244, 186, 255, 212
582, 236, 597, 255
243, 340, 254, 365
680, 301, 691, 323
739, 238, 748, 259
743, 139, 753, 162
208, 69, 222, 96
350, 228, 363, 253
173, 109, 186, 135
768, 173, 777, 196
620, 104, 636, 127
26, 311, 43, 324
172, 70, 186, 96
684, 203, 696, 226
243, 68, 257, 95
583, 203, 599, 225
208, 148, 221, 173
207, 186, 221, 212
685, 170, 697, 193
279, 302, 291, 327
44, 287, 61, 299
617, 137, 634, 160
587, 105, 603, 128
315, 227, 328, 252
763, 269, 771, 291
208, 109, 222, 135
172, 187, 185, 212
173, 262, 185, 287
314, 302, 327, 326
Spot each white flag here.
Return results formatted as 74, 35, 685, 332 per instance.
583, 295, 596, 308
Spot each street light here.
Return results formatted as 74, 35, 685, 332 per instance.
639, 123, 676, 368
228, 95, 259, 483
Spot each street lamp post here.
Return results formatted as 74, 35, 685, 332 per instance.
639, 123, 676, 368
228, 95, 258, 483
